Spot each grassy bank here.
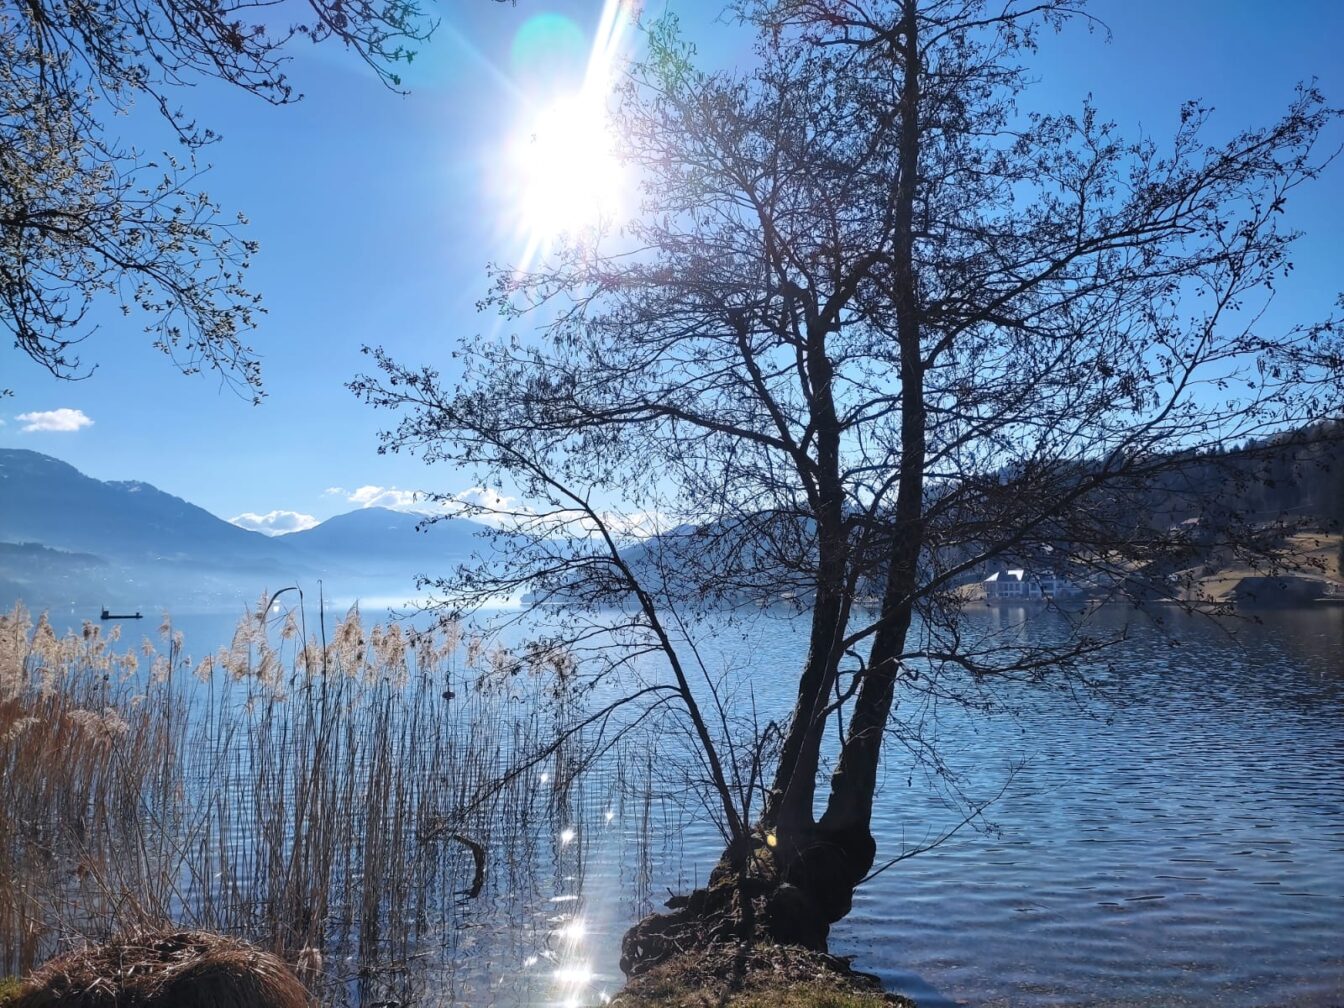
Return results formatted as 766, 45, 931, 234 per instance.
610, 945, 913, 1008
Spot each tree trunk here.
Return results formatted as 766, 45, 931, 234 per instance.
775, 0, 926, 929
766, 302, 852, 835
621, 3, 926, 973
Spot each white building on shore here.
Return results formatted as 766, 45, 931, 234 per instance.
982, 569, 1079, 602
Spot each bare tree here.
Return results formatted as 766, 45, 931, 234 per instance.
354, 0, 1342, 970
1, 0, 429, 396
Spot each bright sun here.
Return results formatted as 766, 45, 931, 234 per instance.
506, 0, 632, 253
512, 93, 622, 243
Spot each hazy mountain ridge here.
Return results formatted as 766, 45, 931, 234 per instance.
0, 449, 282, 563
3, 424, 1339, 616
0, 450, 490, 612
287, 506, 485, 570
533, 422, 1344, 609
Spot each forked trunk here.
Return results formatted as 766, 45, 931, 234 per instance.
622, 0, 925, 974
773, 0, 927, 936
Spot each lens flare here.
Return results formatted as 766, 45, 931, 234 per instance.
506, 0, 634, 265
510, 13, 586, 83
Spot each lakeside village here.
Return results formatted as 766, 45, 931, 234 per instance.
978, 550, 1344, 607
762, 520, 1344, 611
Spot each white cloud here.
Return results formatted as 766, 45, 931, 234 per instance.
595, 509, 672, 540
454, 486, 518, 511
447, 486, 531, 529
346, 484, 425, 510
323, 483, 521, 525
16, 408, 93, 432
229, 510, 320, 536
323, 483, 434, 513
446, 487, 668, 539
324, 481, 667, 540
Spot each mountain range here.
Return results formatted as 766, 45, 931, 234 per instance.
5, 423, 1341, 618
0, 449, 492, 614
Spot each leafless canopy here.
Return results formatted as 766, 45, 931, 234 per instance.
355, 0, 1343, 938
1, 0, 430, 395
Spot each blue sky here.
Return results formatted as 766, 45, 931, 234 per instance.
2, 0, 1341, 534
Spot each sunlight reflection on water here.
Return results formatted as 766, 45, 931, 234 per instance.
502, 605, 1344, 1008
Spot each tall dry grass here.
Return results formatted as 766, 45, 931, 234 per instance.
0, 599, 614, 1006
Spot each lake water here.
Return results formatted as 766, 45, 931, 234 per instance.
27, 601, 1344, 1007
837, 606, 1344, 1008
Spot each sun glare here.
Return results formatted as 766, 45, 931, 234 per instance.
506, 0, 632, 261
512, 93, 621, 239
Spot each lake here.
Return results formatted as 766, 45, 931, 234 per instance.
837, 605, 1343, 1008
13, 600, 1344, 1007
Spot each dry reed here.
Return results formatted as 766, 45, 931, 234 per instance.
0, 600, 624, 1006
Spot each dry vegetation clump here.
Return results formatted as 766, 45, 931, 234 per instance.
609, 944, 914, 1008
7, 930, 309, 1008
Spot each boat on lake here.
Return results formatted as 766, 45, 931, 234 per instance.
99, 607, 143, 620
